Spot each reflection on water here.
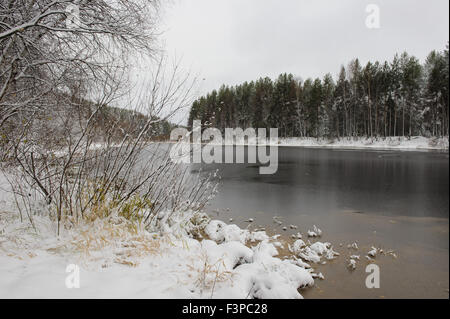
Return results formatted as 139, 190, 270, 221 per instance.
197, 147, 448, 219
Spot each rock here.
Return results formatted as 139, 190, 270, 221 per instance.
367, 247, 377, 258
348, 259, 356, 270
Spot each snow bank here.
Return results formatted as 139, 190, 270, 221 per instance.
205, 136, 449, 151
215, 242, 314, 299
274, 136, 448, 151
0, 214, 313, 299
1, 169, 315, 299
204, 220, 269, 244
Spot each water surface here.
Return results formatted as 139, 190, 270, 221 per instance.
195, 146, 449, 298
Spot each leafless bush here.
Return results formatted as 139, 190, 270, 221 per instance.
1, 1, 217, 236
2, 53, 217, 235
1, 0, 160, 158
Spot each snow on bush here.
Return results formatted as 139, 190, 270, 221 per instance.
150, 209, 210, 238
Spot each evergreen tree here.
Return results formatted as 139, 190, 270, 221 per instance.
188, 45, 449, 139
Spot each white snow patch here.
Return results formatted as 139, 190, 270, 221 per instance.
289, 239, 306, 255
307, 225, 322, 237
0, 215, 314, 298
294, 241, 339, 264
204, 220, 269, 245
209, 136, 449, 151
348, 259, 357, 270
367, 247, 378, 258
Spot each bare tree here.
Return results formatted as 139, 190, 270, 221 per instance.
0, 0, 159, 136
4, 54, 215, 235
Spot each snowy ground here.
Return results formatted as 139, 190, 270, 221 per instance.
0, 208, 339, 298
0, 170, 342, 299
0, 163, 397, 299
273, 136, 448, 151
204, 136, 449, 151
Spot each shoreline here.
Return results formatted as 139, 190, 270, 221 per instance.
212, 210, 449, 299
159, 136, 449, 152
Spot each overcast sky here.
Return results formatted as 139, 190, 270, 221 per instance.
159, 0, 449, 123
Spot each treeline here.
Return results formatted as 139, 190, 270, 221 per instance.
0, 92, 175, 153
93, 104, 175, 141
188, 46, 449, 138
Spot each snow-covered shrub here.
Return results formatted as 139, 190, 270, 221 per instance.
4, 139, 218, 236
204, 220, 270, 245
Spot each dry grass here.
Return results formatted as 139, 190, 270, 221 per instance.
66, 216, 164, 266
187, 251, 234, 297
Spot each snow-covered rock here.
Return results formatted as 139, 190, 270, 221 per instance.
205, 220, 269, 244
293, 241, 339, 264
298, 247, 321, 263
307, 225, 322, 237
367, 247, 378, 258
205, 220, 249, 244
289, 239, 306, 255
348, 259, 356, 270
310, 242, 329, 255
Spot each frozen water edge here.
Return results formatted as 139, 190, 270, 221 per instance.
167, 136, 449, 151
273, 136, 449, 151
